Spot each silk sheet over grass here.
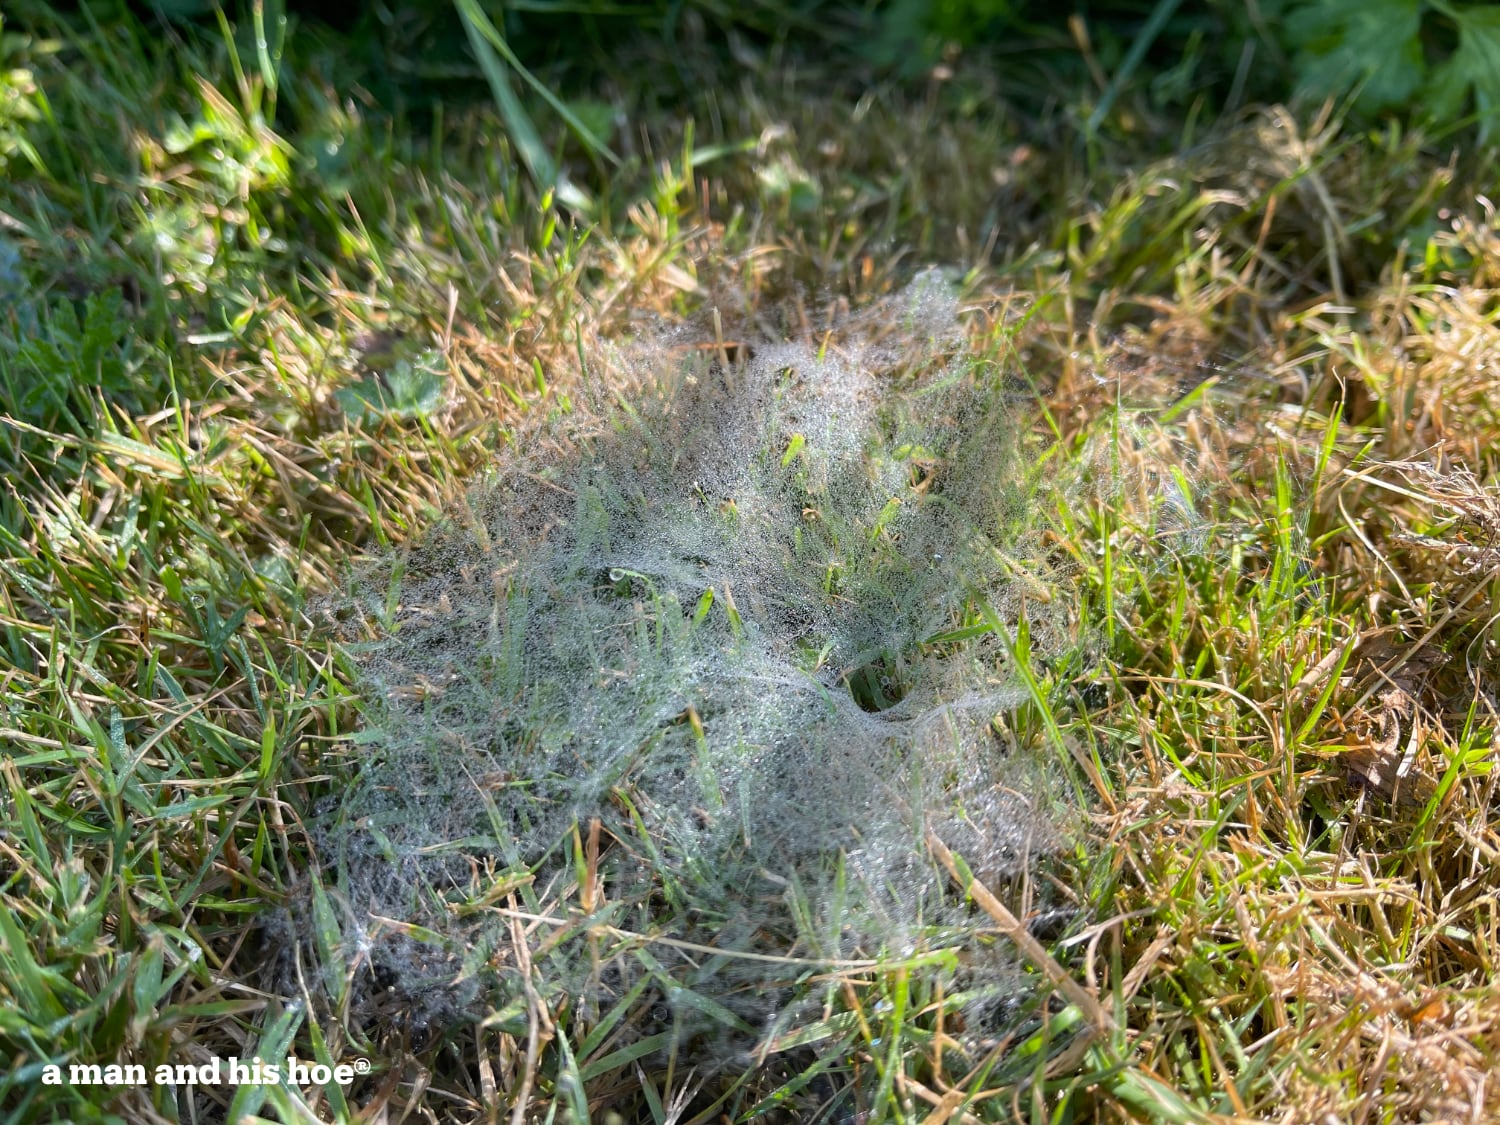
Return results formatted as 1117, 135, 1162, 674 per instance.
297, 273, 1087, 1076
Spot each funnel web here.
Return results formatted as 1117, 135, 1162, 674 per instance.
303, 271, 1087, 1080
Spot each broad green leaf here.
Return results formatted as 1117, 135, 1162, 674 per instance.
336, 355, 448, 424
1426, 6, 1500, 137
1288, 0, 1425, 112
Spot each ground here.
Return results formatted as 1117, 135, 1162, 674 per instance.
2, 5, 1500, 1123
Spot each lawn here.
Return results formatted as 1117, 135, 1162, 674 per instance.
2, 2, 1499, 1122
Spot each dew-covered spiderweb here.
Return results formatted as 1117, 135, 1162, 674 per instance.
300, 271, 1088, 1077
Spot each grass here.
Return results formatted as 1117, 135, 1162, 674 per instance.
2, 3, 1500, 1122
